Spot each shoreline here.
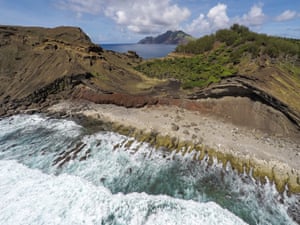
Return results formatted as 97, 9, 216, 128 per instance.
47, 99, 300, 193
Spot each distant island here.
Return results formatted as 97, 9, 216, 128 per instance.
138, 30, 194, 45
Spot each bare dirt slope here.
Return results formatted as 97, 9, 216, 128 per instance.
0, 25, 166, 112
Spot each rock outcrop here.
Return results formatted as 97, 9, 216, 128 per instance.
188, 75, 300, 127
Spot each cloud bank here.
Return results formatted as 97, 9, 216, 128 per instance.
186, 3, 229, 35
58, 0, 190, 34
57, 0, 298, 37
186, 3, 265, 36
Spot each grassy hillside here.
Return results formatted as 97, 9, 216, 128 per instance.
135, 24, 300, 89
135, 51, 238, 89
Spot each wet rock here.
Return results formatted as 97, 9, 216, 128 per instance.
3, 95, 10, 104
0, 108, 6, 117
18, 105, 28, 111
6, 109, 16, 115
288, 201, 300, 225
40, 101, 50, 108
53, 142, 86, 167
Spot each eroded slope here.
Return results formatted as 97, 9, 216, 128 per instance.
0, 25, 167, 115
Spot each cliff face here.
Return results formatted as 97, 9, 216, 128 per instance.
138, 30, 194, 45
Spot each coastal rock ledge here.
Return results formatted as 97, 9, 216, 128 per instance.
48, 100, 300, 194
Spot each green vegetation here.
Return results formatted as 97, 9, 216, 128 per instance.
177, 24, 300, 58
135, 24, 300, 89
135, 52, 237, 89
176, 34, 215, 54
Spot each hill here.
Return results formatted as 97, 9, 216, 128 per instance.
135, 24, 300, 131
0, 25, 176, 115
138, 30, 194, 45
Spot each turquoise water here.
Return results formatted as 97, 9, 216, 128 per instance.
101, 44, 177, 59
0, 114, 298, 225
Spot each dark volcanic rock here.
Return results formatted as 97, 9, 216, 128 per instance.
0, 108, 6, 117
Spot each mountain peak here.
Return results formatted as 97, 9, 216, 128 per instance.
138, 30, 194, 45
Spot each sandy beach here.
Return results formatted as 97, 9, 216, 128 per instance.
48, 100, 300, 192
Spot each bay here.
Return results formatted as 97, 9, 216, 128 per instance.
101, 43, 177, 59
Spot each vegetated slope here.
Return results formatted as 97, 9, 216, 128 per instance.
0, 25, 168, 115
135, 24, 300, 130
138, 30, 194, 45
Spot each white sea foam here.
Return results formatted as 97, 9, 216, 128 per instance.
0, 114, 298, 225
0, 114, 82, 137
0, 160, 248, 225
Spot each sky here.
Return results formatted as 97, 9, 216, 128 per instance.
0, 0, 300, 43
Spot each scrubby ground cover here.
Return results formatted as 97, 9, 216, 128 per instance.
135, 24, 300, 89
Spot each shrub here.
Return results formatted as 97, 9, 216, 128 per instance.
216, 29, 239, 46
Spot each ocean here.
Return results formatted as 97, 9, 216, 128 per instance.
101, 44, 177, 59
0, 114, 298, 225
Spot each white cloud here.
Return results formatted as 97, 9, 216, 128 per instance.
186, 14, 210, 35
57, 0, 190, 34
207, 3, 229, 29
241, 4, 265, 26
186, 3, 268, 37
186, 3, 229, 36
107, 0, 190, 34
57, 0, 102, 17
275, 10, 297, 22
